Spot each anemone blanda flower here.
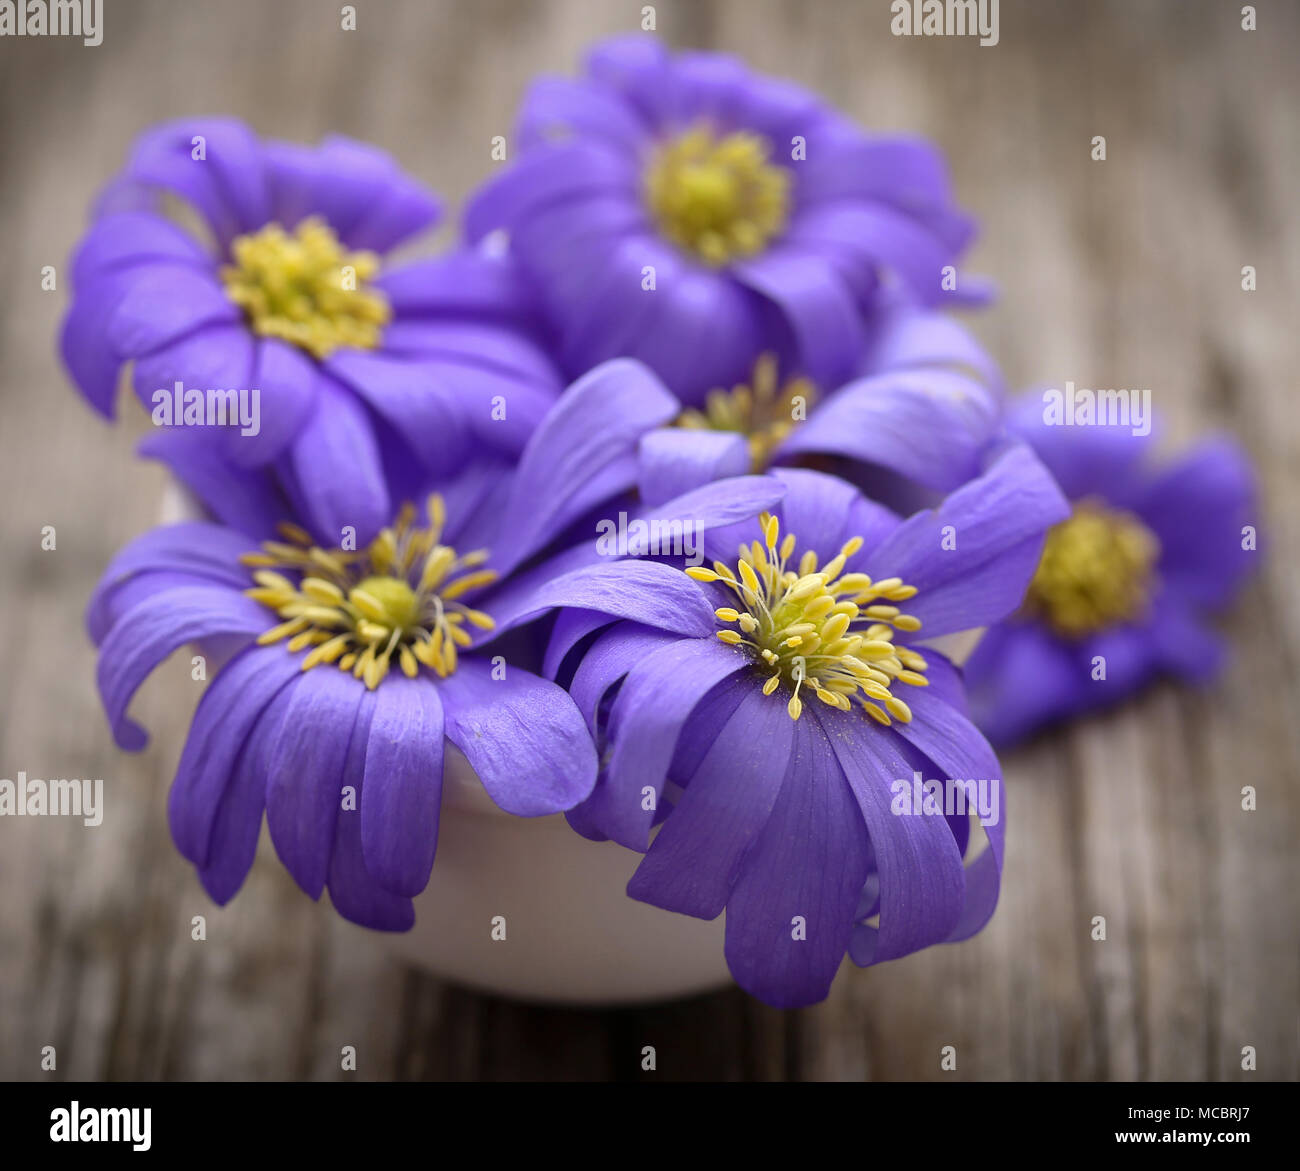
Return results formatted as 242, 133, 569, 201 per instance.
87, 360, 781, 927
553, 445, 1069, 1007
465, 35, 981, 405
963, 397, 1259, 747
61, 117, 562, 547
636, 301, 1004, 511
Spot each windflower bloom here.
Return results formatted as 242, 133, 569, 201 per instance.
557, 446, 1070, 1007
637, 302, 1004, 509
87, 360, 779, 927
466, 35, 979, 404
62, 117, 562, 545
964, 398, 1259, 746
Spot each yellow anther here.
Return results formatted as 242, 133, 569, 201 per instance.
1024, 498, 1160, 638
220, 216, 390, 359
675, 353, 817, 472
244, 495, 497, 689
645, 125, 790, 266
684, 517, 927, 724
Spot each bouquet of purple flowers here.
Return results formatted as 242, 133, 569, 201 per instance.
61, 36, 1258, 1009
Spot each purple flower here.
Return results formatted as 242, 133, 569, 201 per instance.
465, 35, 980, 404
552, 445, 1069, 1007
637, 302, 1004, 510
86, 360, 780, 927
964, 397, 1260, 746
62, 117, 562, 546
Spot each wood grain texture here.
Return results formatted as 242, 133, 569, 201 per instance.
0, 0, 1296, 1081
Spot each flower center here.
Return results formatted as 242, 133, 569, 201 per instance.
686, 514, 928, 724
220, 216, 390, 359
644, 124, 791, 266
676, 353, 816, 471
241, 494, 497, 689
1023, 498, 1160, 638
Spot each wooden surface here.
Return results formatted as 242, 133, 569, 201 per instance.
1, 0, 1296, 1080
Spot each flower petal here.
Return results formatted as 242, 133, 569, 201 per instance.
785, 200, 959, 306
567, 621, 681, 732
964, 622, 1089, 747
360, 676, 444, 897
484, 559, 716, 641
108, 264, 239, 358
779, 369, 999, 492
628, 680, 791, 918
863, 441, 1070, 637
1133, 436, 1258, 609
821, 709, 967, 964
168, 644, 303, 866
517, 75, 651, 156
437, 658, 596, 815
732, 248, 864, 390
197, 681, 296, 905
586, 636, 748, 850
1007, 392, 1155, 502
222, 337, 323, 467
265, 665, 366, 898
887, 686, 1005, 944
97, 584, 270, 750
492, 359, 679, 571
264, 134, 440, 253
637, 428, 751, 507
138, 428, 286, 541
86, 522, 256, 644
724, 714, 871, 1007
860, 305, 1003, 389
287, 378, 390, 547
326, 689, 417, 930
71, 210, 211, 287
121, 117, 271, 246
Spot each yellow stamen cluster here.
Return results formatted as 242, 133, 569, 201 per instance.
1023, 498, 1160, 639
240, 495, 496, 690
676, 353, 816, 471
220, 216, 390, 358
645, 124, 791, 266
686, 514, 928, 724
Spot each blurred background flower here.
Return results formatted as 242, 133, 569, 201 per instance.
964, 396, 1259, 746
466, 34, 982, 404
